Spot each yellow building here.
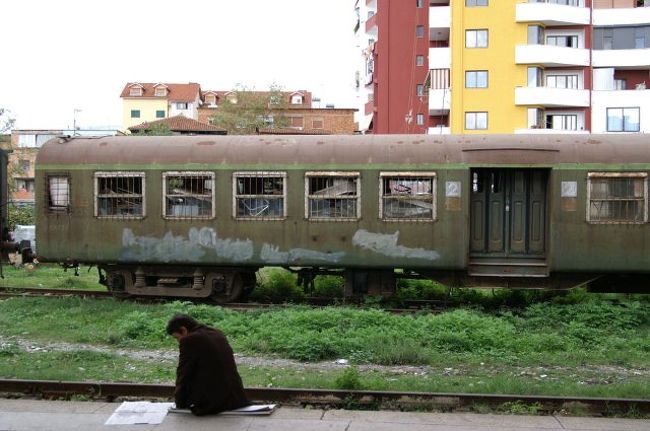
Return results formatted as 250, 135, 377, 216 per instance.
120, 83, 202, 131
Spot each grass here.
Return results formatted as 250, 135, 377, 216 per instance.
0, 264, 105, 290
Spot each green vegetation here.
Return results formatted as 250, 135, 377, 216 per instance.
7, 204, 35, 230
0, 264, 104, 290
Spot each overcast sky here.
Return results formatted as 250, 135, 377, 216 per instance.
2, 0, 358, 130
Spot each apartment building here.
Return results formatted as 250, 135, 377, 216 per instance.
355, 0, 650, 134
120, 83, 202, 130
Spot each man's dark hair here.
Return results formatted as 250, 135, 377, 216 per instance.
166, 314, 200, 335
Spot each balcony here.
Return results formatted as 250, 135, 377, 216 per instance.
365, 12, 377, 38
516, 2, 590, 26
515, 87, 590, 107
428, 126, 451, 135
591, 88, 650, 133
515, 45, 589, 67
593, 5, 650, 26
592, 48, 650, 69
429, 47, 451, 70
429, 89, 451, 116
429, 6, 450, 42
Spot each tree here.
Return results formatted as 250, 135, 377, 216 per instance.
0, 108, 15, 134
209, 84, 290, 135
133, 122, 173, 136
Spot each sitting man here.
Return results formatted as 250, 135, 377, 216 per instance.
166, 314, 249, 415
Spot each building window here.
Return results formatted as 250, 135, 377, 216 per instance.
607, 108, 640, 132
465, 112, 488, 130
291, 95, 303, 105
130, 110, 140, 119
380, 173, 436, 221
154, 87, 167, 97
416, 25, 425, 38
95, 172, 145, 219
129, 87, 142, 96
466, 0, 488, 6
614, 79, 627, 90
546, 74, 579, 89
528, 108, 545, 129
15, 179, 35, 192
290, 116, 304, 128
306, 172, 360, 220
528, 25, 544, 45
527, 67, 543, 87
156, 110, 165, 118
163, 172, 214, 219
312, 118, 324, 129
465, 70, 488, 88
19, 159, 30, 172
416, 84, 424, 96
416, 0, 424, 7
205, 95, 217, 105
466, 29, 488, 48
416, 55, 424, 66
588, 173, 647, 224
234, 172, 286, 219
546, 114, 578, 130
416, 113, 425, 125
546, 35, 579, 48
46, 175, 70, 212
176, 102, 189, 110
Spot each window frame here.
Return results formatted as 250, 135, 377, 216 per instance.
416, 25, 425, 38
416, 55, 425, 66
586, 172, 648, 224
232, 171, 287, 220
466, 0, 488, 6
130, 110, 141, 119
155, 110, 165, 118
465, 29, 488, 48
465, 70, 489, 88
162, 171, 215, 220
606, 107, 640, 132
46, 174, 71, 213
465, 111, 488, 130
379, 172, 437, 222
94, 171, 146, 219
305, 171, 361, 221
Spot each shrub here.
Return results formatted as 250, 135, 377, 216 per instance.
7, 204, 34, 230
249, 268, 304, 303
313, 275, 344, 298
335, 366, 362, 390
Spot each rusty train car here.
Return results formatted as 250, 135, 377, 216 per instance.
35, 134, 649, 301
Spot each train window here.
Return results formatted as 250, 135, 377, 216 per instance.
587, 173, 648, 224
46, 175, 70, 213
233, 172, 286, 219
379, 173, 436, 221
306, 172, 360, 220
94, 172, 145, 219
163, 172, 214, 219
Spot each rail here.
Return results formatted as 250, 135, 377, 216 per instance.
0, 379, 647, 414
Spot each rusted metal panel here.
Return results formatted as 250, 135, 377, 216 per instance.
36, 134, 650, 167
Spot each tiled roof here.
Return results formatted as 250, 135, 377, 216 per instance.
128, 115, 227, 133
257, 127, 332, 135
200, 90, 313, 108
120, 83, 201, 102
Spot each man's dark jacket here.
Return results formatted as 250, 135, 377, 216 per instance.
175, 325, 249, 415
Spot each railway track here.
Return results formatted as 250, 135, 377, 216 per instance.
0, 379, 647, 415
0, 286, 448, 313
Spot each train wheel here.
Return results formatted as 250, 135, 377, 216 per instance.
106, 270, 133, 299
207, 272, 243, 304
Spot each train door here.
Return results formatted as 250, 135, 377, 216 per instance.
469, 169, 548, 273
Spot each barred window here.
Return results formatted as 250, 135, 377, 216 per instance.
233, 172, 286, 219
163, 172, 214, 219
47, 175, 70, 213
588, 173, 647, 224
380, 173, 436, 221
95, 172, 145, 219
306, 172, 360, 220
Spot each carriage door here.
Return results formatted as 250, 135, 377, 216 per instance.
470, 169, 547, 261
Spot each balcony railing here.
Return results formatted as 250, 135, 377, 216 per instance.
515, 87, 590, 107
515, 44, 590, 66
592, 48, 650, 68
516, 1, 589, 26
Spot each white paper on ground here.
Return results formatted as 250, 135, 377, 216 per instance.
105, 401, 174, 425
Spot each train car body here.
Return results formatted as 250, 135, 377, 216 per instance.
35, 135, 650, 300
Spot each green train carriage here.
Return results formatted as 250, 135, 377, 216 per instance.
35, 134, 650, 301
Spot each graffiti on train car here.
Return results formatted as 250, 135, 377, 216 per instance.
352, 230, 440, 261
121, 228, 254, 262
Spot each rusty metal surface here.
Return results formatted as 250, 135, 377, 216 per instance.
1, 379, 648, 413
36, 134, 650, 167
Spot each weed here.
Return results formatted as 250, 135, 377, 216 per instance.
335, 366, 363, 390
500, 401, 544, 415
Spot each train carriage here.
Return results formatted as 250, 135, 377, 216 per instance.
35, 134, 650, 301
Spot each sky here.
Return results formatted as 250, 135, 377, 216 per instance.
2, 0, 359, 130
